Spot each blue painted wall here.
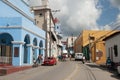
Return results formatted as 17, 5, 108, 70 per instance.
0, 0, 45, 66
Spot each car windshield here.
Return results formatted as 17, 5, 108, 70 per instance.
77, 54, 82, 56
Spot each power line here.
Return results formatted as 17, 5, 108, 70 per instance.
95, 22, 120, 43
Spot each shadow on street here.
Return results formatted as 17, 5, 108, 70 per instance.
85, 63, 120, 80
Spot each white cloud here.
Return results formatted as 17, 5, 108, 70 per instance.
103, 25, 112, 30
49, 0, 102, 36
114, 14, 120, 30
117, 14, 120, 20
110, 0, 120, 9
110, 0, 120, 30
29, 0, 42, 7
103, 14, 120, 31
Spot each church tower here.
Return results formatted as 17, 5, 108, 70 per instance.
33, 0, 51, 30
33, 0, 54, 57
41, 0, 49, 8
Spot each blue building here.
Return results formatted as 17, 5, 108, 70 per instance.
0, 0, 45, 66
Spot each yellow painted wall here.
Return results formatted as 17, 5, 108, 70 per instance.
74, 30, 118, 64
91, 41, 106, 64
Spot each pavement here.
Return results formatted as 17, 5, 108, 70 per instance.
0, 60, 120, 80
0, 65, 33, 76
84, 62, 120, 80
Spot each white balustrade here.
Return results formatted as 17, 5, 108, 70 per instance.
0, 56, 12, 64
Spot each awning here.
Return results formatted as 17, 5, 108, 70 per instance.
51, 31, 57, 41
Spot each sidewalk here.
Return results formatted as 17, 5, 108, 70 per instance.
84, 62, 120, 80
0, 65, 32, 76
0, 61, 62, 80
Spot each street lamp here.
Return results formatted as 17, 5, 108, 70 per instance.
52, 10, 60, 15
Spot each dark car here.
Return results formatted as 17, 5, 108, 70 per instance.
43, 57, 57, 66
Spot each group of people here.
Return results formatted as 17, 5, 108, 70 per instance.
58, 54, 72, 61
58, 54, 67, 61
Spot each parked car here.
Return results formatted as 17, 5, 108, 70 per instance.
43, 57, 57, 66
75, 53, 83, 61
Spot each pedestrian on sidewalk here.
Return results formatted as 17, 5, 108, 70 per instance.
106, 57, 112, 70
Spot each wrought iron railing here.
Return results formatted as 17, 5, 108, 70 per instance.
0, 56, 12, 64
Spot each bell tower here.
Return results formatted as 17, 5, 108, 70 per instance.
41, 0, 49, 8
33, 0, 51, 57
32, 0, 50, 30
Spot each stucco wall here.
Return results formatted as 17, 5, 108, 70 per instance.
105, 33, 120, 63
0, 0, 46, 66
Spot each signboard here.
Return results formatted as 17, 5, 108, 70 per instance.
96, 49, 103, 57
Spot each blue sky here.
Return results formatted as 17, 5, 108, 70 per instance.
49, 0, 120, 36
3, 0, 119, 37
97, 0, 119, 27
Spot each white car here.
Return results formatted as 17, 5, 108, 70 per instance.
75, 53, 83, 61
117, 66, 120, 74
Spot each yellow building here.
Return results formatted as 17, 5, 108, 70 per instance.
74, 30, 117, 64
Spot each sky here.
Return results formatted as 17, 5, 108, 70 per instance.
49, 0, 120, 37
29, 0, 120, 38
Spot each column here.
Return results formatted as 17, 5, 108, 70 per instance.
11, 41, 25, 66
27, 44, 33, 64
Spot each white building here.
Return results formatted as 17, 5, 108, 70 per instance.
67, 36, 77, 54
104, 31, 120, 68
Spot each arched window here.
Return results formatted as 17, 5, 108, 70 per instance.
32, 38, 37, 60
24, 34, 30, 44
0, 33, 13, 46
39, 40, 43, 55
24, 34, 30, 63
0, 33, 13, 64
33, 38, 37, 46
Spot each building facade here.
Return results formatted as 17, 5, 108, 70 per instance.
104, 31, 120, 68
54, 18, 63, 56
67, 36, 76, 54
0, 0, 45, 66
74, 30, 116, 64
32, 0, 60, 58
